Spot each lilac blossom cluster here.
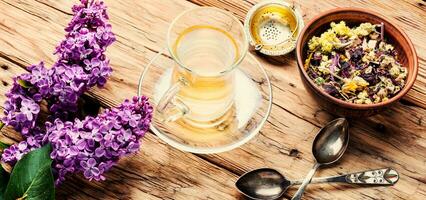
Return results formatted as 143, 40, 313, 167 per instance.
50, 0, 115, 113
1, 0, 153, 185
2, 97, 152, 185
1, 0, 115, 137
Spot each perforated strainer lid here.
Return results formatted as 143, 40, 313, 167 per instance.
244, 0, 304, 56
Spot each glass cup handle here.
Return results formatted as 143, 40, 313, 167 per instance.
139, 47, 190, 122
156, 77, 189, 122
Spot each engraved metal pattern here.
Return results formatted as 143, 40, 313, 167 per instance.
345, 168, 399, 185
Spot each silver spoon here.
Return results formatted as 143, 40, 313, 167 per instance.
236, 167, 399, 200
291, 118, 349, 200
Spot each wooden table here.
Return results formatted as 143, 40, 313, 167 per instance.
0, 0, 425, 199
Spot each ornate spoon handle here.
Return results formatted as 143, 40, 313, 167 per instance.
292, 168, 399, 185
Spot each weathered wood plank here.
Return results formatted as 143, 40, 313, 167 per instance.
0, 0, 425, 199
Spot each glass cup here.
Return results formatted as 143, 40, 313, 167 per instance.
157, 7, 249, 128
138, 7, 272, 154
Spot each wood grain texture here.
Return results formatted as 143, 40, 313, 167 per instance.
0, 0, 425, 199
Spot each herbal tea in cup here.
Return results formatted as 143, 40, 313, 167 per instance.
157, 7, 248, 129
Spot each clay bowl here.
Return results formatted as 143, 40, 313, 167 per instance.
296, 8, 418, 117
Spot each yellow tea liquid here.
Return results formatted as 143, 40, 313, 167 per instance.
172, 25, 239, 127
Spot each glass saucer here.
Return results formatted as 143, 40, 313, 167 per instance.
138, 50, 272, 154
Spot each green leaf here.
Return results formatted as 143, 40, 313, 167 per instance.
0, 167, 9, 200
17, 80, 33, 89
0, 122, 4, 130
4, 144, 55, 200
0, 141, 10, 150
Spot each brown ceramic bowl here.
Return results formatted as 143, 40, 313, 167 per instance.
296, 8, 418, 117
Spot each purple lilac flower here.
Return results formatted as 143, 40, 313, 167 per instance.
1, 63, 48, 137
1, 0, 115, 135
19, 99, 40, 121
80, 158, 101, 180
2, 97, 153, 185
1, 129, 46, 163
48, 0, 115, 114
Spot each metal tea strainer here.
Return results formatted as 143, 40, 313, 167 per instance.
244, 0, 304, 56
